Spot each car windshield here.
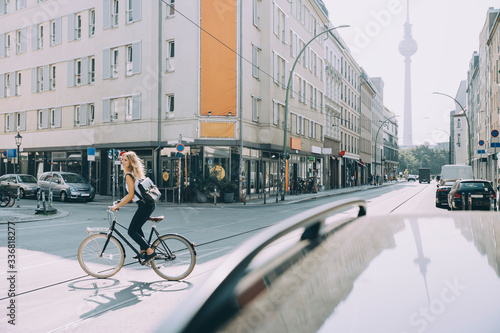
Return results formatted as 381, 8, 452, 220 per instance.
61, 174, 87, 184
19, 175, 37, 183
444, 182, 455, 186
459, 182, 491, 191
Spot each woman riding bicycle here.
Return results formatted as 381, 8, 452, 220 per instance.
111, 151, 157, 264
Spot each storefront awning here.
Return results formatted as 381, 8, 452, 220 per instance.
357, 160, 366, 167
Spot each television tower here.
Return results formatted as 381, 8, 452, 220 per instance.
398, 0, 418, 147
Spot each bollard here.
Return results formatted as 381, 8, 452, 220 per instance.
42, 191, 47, 213
16, 187, 20, 208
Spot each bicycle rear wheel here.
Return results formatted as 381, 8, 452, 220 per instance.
7, 192, 15, 207
151, 234, 196, 280
78, 234, 125, 278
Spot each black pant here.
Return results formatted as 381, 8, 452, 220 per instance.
128, 201, 156, 251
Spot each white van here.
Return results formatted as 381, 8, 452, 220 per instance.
439, 165, 473, 183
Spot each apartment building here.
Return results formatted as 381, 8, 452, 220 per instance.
359, 68, 376, 185
323, 28, 344, 189
382, 107, 399, 181
0, 0, 340, 198
371, 77, 385, 179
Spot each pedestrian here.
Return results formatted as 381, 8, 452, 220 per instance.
111, 151, 157, 264
376, 174, 379, 185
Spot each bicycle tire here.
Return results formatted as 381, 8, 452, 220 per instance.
78, 233, 125, 278
151, 234, 196, 280
7, 192, 15, 207
0, 191, 10, 207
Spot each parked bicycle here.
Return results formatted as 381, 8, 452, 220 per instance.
0, 186, 15, 207
78, 203, 196, 280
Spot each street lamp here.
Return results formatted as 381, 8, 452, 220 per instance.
374, 116, 398, 184
15, 131, 22, 174
280, 24, 350, 201
433, 92, 471, 169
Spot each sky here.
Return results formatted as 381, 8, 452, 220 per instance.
323, 0, 499, 146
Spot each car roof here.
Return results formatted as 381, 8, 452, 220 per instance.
159, 200, 500, 333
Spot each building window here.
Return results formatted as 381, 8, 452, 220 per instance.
457, 119, 461, 128
16, 29, 21, 54
112, 0, 119, 27
89, 9, 96, 36
37, 110, 43, 129
273, 5, 287, 43
126, 45, 133, 76
15, 71, 21, 95
126, 0, 141, 23
5, 73, 11, 97
37, 24, 44, 49
273, 52, 287, 88
75, 13, 82, 40
252, 95, 260, 122
49, 64, 56, 90
166, 94, 174, 116
16, 0, 25, 10
4, 0, 10, 14
89, 56, 95, 83
166, 40, 175, 71
125, 97, 134, 121
88, 104, 95, 124
111, 99, 119, 121
252, 44, 260, 79
50, 20, 56, 45
74, 105, 81, 126
37, 66, 44, 91
252, 0, 260, 28
126, 0, 133, 22
166, 0, 175, 17
111, 48, 119, 78
5, 34, 10, 56
50, 108, 56, 127
75, 59, 82, 85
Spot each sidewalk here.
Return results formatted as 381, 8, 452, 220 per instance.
0, 181, 400, 223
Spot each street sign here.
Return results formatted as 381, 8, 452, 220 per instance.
176, 143, 185, 153
7, 149, 17, 158
492, 129, 499, 137
490, 142, 500, 148
478, 149, 486, 154
479, 140, 485, 146
87, 147, 95, 161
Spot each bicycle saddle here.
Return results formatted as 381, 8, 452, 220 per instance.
148, 216, 164, 222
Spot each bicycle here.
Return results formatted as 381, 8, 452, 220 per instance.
78, 204, 196, 280
0, 186, 15, 207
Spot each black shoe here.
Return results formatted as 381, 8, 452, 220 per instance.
133, 252, 144, 260
142, 251, 157, 264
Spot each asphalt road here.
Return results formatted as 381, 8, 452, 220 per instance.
0, 181, 444, 332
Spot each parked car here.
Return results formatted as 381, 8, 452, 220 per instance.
37, 172, 95, 202
0, 174, 38, 198
448, 179, 496, 211
407, 174, 417, 181
435, 180, 455, 207
159, 199, 500, 333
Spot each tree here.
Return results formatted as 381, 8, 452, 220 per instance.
398, 145, 449, 176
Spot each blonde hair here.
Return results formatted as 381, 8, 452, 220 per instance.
123, 151, 145, 179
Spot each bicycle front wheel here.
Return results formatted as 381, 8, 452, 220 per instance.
152, 234, 196, 280
0, 191, 10, 207
78, 234, 125, 278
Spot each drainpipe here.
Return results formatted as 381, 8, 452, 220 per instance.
156, 0, 163, 184
238, 0, 244, 204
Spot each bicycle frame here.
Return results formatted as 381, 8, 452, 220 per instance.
87, 209, 162, 259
